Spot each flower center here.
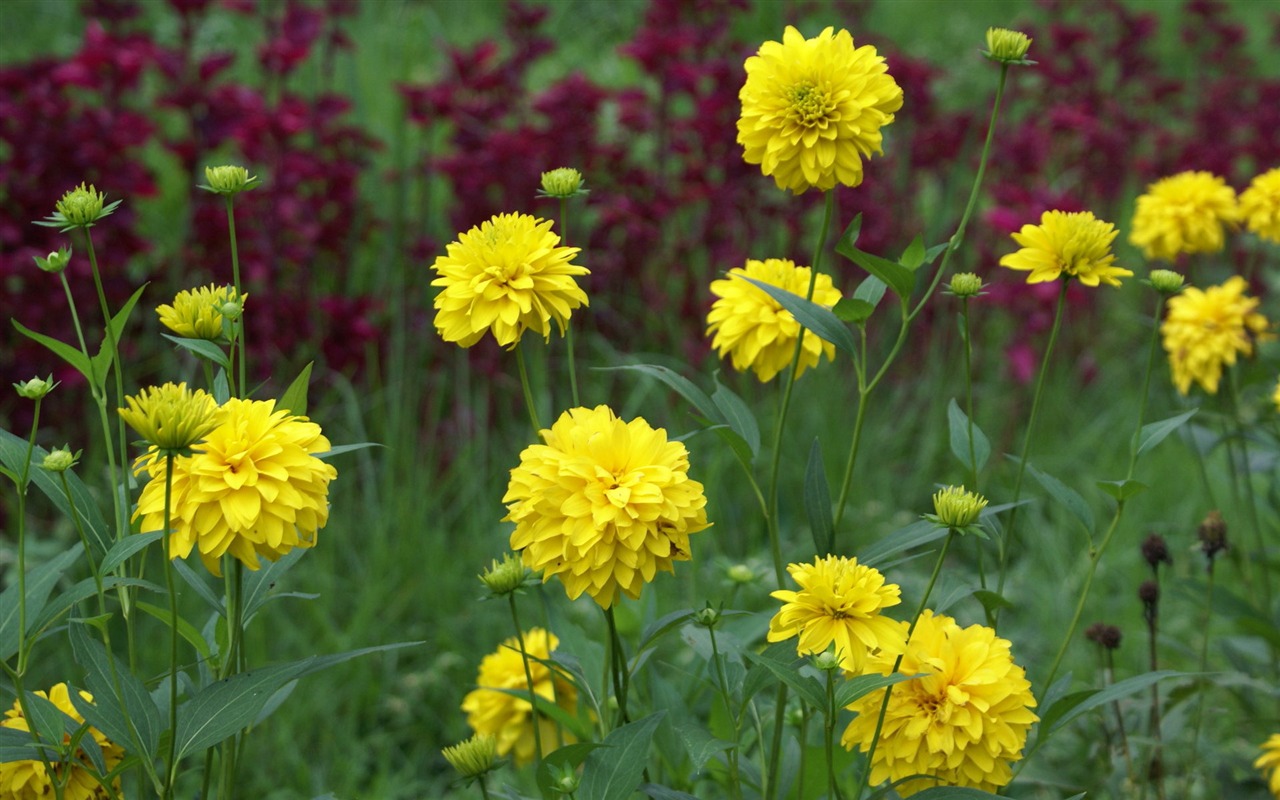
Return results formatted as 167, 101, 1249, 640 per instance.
786, 82, 836, 127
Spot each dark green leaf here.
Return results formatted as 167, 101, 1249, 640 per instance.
737, 275, 857, 355
0, 545, 82, 661
22, 692, 70, 741
1022, 460, 1093, 533
834, 672, 917, 708
638, 784, 702, 800
598, 365, 720, 424
971, 590, 1012, 615
804, 439, 834, 555
836, 241, 915, 299
28, 576, 155, 641
278, 361, 314, 416
899, 236, 927, 271
637, 609, 695, 655
579, 712, 664, 800
833, 298, 876, 324
839, 214, 862, 251
742, 650, 824, 709
0, 725, 55, 764
12, 319, 93, 381
710, 427, 754, 473
92, 284, 148, 379
711, 375, 759, 457
1136, 410, 1198, 456
100, 531, 165, 575
172, 558, 224, 614
860, 520, 946, 568
538, 743, 606, 799
313, 442, 384, 461
161, 334, 230, 369
741, 641, 794, 707
1096, 479, 1148, 501
135, 600, 211, 660
68, 621, 162, 759
1038, 670, 1191, 743
243, 548, 307, 620
946, 399, 990, 475
0, 432, 113, 559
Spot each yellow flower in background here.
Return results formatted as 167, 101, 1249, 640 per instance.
1240, 167, 1280, 244
999, 210, 1132, 287
767, 555, 906, 673
1129, 171, 1240, 261
157, 284, 246, 341
1256, 733, 1280, 798
133, 398, 337, 575
431, 212, 588, 349
737, 26, 903, 194
461, 628, 577, 766
842, 610, 1038, 797
706, 258, 842, 382
118, 382, 219, 453
0, 683, 124, 800
504, 405, 709, 608
1161, 276, 1270, 395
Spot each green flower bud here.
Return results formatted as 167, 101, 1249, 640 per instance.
41, 447, 79, 473
34, 247, 73, 274
549, 763, 581, 795
201, 165, 260, 196
984, 27, 1034, 65
441, 733, 498, 780
14, 376, 56, 400
1148, 269, 1186, 295
37, 184, 120, 231
118, 382, 220, 453
928, 485, 988, 532
947, 272, 985, 298
538, 167, 587, 199
479, 552, 532, 597
693, 606, 721, 629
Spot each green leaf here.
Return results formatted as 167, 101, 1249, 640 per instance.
278, 361, 314, 416
1035, 670, 1191, 747
11, 319, 93, 381
860, 520, 946, 568
161, 334, 231, 369
1096, 479, 1148, 501
174, 643, 419, 758
742, 650, 824, 709
135, 600, 212, 660
836, 240, 915, 299
212, 369, 231, 403
741, 641, 794, 707
834, 672, 917, 708
909, 788, 1004, 799
538, 742, 606, 799
736, 275, 857, 355
711, 374, 759, 457
804, 439, 834, 555
22, 692, 70, 742
68, 620, 162, 760
172, 558, 224, 614
579, 712, 664, 800
899, 235, 927, 271
1022, 460, 1093, 533
833, 297, 876, 325
971, 590, 1012, 615
853, 275, 887, 307
100, 531, 165, 575
636, 609, 696, 655
924, 242, 949, 264
1136, 409, 1198, 456
839, 214, 863, 251
243, 548, 308, 620
0, 725, 57, 763
28, 576, 155, 641
946, 399, 990, 475
0, 545, 82, 661
313, 442, 384, 461
0, 430, 112, 558
91, 284, 148, 379
710, 426, 754, 473
598, 365, 720, 424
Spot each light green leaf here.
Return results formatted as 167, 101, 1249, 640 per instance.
313, 442, 383, 461
833, 297, 876, 325
737, 275, 857, 355
853, 275, 887, 308
278, 361, 314, 416
92, 284, 149, 378
1021, 459, 1093, 533
834, 671, 917, 708
100, 531, 165, 575
899, 235, 927, 270
947, 399, 990, 475
579, 712, 664, 800
1136, 409, 1198, 456
161, 334, 230, 369
11, 319, 93, 381
860, 520, 946, 568
1034, 670, 1192, 750
1096, 479, 1148, 501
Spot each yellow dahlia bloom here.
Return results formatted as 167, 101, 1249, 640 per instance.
431, 212, 588, 349
1256, 733, 1280, 798
842, 610, 1038, 796
119, 382, 219, 453
1240, 167, 1280, 244
133, 397, 338, 575
737, 26, 903, 194
461, 628, 578, 766
0, 683, 123, 800
504, 405, 710, 608
999, 210, 1132, 287
1129, 171, 1240, 261
1161, 276, 1270, 395
157, 284, 246, 341
706, 258, 842, 382
767, 555, 907, 673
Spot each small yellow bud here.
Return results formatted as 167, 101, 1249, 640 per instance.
441, 733, 498, 780
41, 447, 79, 473
1148, 269, 1186, 295
984, 27, 1034, 65
538, 167, 587, 199
947, 272, 985, 298
14, 376, 56, 400
928, 485, 988, 532
34, 247, 73, 274
201, 165, 260, 196
478, 552, 532, 597
118, 382, 220, 453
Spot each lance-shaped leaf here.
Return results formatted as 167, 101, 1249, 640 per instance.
736, 275, 857, 355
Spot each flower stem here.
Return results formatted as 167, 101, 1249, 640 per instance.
558, 196, 581, 408
1189, 560, 1216, 765
604, 606, 631, 726
83, 230, 128, 538
515, 342, 542, 435
994, 280, 1068, 627
224, 196, 247, 398
707, 623, 744, 800
509, 594, 545, 767
824, 670, 838, 800
13, 398, 40, 675
162, 454, 179, 800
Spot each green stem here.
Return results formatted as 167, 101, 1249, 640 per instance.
83, 230, 128, 538
1189, 560, 1215, 766
824, 670, 838, 800
1225, 377, 1275, 613
961, 299, 979, 490
14, 398, 39, 675
994, 280, 1068, 626
162, 454, 179, 800
707, 623, 744, 800
604, 607, 631, 726
515, 342, 542, 435
559, 196, 581, 408
224, 196, 247, 398
508, 594, 545, 767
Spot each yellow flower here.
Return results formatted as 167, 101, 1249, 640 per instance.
1256, 733, 1280, 798
118, 382, 219, 453
0, 683, 124, 800
133, 398, 338, 575
441, 733, 499, 780
431, 212, 588, 349
1129, 171, 1240, 261
157, 284, 246, 341
706, 258, 842, 382
842, 610, 1038, 796
737, 26, 903, 194
1161, 276, 1270, 395
1240, 167, 1280, 244
767, 555, 907, 673
461, 628, 578, 767
504, 405, 710, 608
999, 210, 1132, 287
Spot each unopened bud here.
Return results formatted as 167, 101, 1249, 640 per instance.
34, 247, 73, 274
1197, 510, 1228, 561
14, 376, 56, 400
41, 447, 79, 473
202, 165, 260, 196
1141, 533, 1171, 571
479, 552, 531, 597
984, 27, 1033, 64
1148, 269, 1185, 294
1084, 622, 1122, 651
538, 167, 586, 199
441, 733, 498, 780
947, 272, 984, 298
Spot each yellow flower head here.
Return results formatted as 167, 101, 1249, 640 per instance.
737, 26, 903, 194
0, 683, 124, 800
431, 212, 588, 349
461, 628, 578, 767
1161, 276, 1270, 395
157, 284, 246, 341
1240, 167, 1280, 244
842, 610, 1039, 796
767, 555, 907, 673
441, 733, 498, 780
1129, 171, 1240, 261
999, 210, 1132, 287
132, 398, 338, 575
706, 258, 842, 382
504, 405, 710, 608
119, 382, 219, 453
1255, 733, 1280, 798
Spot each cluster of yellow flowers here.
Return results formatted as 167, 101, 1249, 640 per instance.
1129, 168, 1280, 261
0, 684, 124, 800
